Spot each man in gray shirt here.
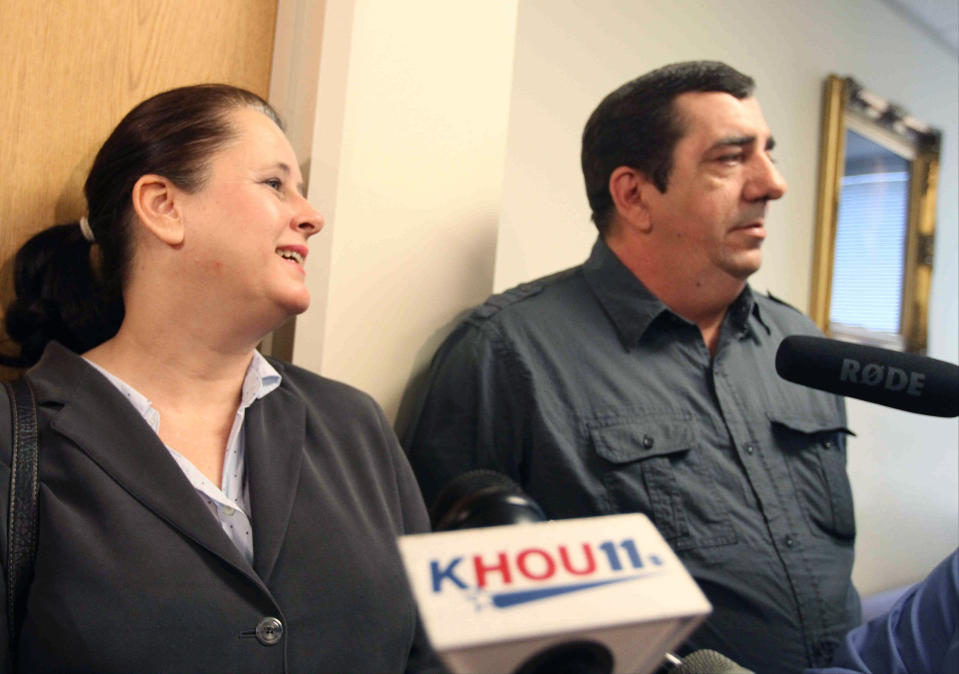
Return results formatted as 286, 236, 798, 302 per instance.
404, 61, 859, 673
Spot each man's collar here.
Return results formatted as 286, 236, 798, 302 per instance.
582, 237, 671, 349
727, 285, 772, 339
582, 237, 770, 348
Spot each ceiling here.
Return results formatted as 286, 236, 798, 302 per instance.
882, 0, 959, 55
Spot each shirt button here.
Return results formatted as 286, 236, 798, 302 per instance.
642, 435, 654, 449
814, 637, 839, 666
744, 444, 755, 455
822, 440, 833, 449
223, 506, 236, 516
784, 536, 795, 548
255, 616, 283, 645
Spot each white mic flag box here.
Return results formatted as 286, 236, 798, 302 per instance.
398, 513, 711, 674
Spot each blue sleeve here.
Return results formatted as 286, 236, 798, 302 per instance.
807, 550, 958, 674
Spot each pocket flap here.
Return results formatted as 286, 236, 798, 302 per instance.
766, 411, 854, 436
589, 416, 694, 464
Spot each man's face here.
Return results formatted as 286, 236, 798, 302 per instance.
643, 91, 787, 281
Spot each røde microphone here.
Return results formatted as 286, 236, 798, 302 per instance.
397, 470, 711, 674
775, 335, 959, 417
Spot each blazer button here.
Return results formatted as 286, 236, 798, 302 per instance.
256, 616, 284, 646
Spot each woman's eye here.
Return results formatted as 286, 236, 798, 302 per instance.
265, 178, 283, 191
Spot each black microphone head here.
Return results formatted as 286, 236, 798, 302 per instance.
514, 639, 613, 674
430, 469, 547, 531
776, 335, 959, 417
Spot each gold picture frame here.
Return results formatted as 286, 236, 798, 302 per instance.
810, 74, 940, 353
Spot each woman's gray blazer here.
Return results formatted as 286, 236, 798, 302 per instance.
0, 342, 439, 673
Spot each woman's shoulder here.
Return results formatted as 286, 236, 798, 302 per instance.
262, 359, 412, 487
266, 357, 384, 418
0, 381, 11, 468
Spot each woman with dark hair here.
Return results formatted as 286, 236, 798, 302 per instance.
0, 85, 439, 673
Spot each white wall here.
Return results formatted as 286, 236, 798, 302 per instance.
289, 0, 519, 425
279, 0, 958, 597
495, 0, 958, 596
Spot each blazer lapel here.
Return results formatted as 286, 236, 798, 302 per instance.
245, 384, 306, 582
30, 345, 258, 583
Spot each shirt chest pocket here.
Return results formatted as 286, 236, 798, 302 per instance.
589, 415, 737, 551
769, 412, 855, 540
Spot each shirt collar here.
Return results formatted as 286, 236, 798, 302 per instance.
84, 359, 160, 432
582, 237, 770, 348
83, 350, 283, 432
727, 284, 772, 339
243, 350, 282, 408
582, 237, 671, 349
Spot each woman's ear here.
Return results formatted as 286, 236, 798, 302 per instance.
608, 166, 655, 235
131, 174, 185, 246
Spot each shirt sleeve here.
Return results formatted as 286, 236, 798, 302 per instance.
806, 550, 958, 674
402, 319, 531, 513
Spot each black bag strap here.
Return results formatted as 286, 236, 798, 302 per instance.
3, 378, 39, 661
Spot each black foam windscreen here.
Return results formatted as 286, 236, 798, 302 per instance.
775, 335, 959, 417
429, 469, 547, 531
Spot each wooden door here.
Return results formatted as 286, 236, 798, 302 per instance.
0, 0, 278, 374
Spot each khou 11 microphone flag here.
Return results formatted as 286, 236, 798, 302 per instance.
398, 513, 711, 674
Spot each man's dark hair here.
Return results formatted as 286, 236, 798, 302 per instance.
581, 61, 755, 235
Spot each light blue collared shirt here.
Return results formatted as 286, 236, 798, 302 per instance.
84, 352, 282, 566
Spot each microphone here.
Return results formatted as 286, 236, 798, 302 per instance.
664, 649, 754, 673
398, 470, 712, 674
775, 335, 959, 417
430, 470, 547, 531
432, 471, 607, 674
428, 473, 752, 674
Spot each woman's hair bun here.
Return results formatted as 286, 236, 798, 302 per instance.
2, 224, 123, 366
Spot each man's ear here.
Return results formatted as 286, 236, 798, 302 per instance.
608, 166, 654, 234
131, 174, 186, 246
